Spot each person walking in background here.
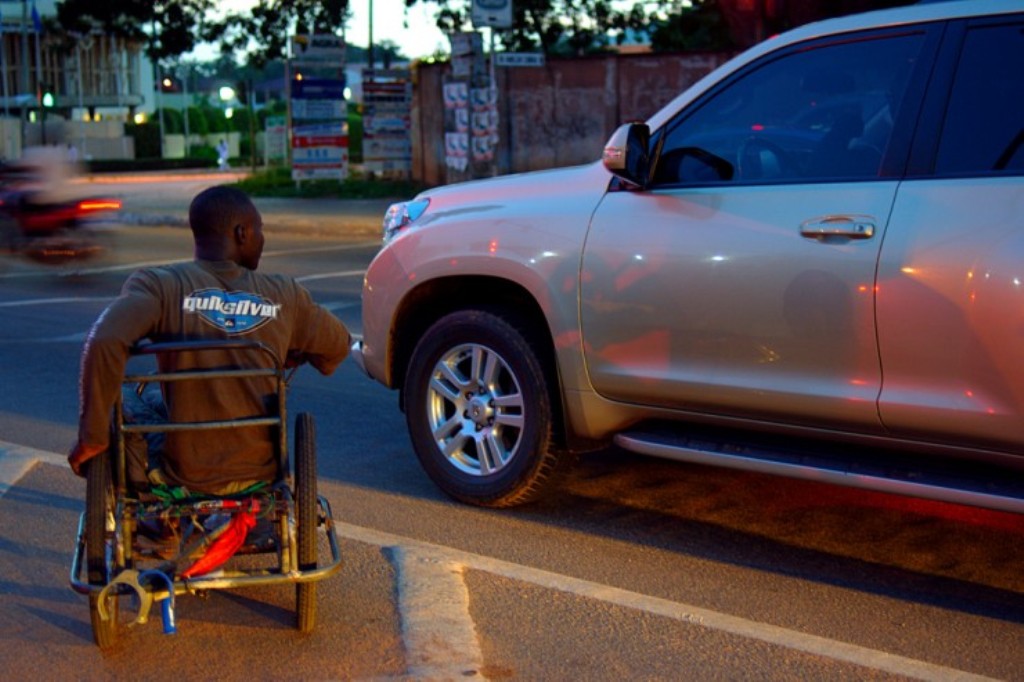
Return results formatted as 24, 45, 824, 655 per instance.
217, 139, 229, 171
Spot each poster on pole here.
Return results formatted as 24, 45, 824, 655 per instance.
444, 31, 496, 179
362, 69, 412, 175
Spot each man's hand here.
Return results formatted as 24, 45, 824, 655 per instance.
284, 349, 309, 369
68, 441, 106, 477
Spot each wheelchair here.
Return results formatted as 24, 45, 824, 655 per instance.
70, 339, 342, 649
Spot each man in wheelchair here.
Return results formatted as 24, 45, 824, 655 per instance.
67, 185, 350, 495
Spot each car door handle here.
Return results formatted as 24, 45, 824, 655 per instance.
800, 215, 875, 239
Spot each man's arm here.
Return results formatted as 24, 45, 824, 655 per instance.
289, 282, 350, 376
68, 272, 163, 476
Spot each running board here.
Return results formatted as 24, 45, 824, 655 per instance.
614, 429, 1024, 515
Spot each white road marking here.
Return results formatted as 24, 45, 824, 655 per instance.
0, 256, 193, 278
295, 269, 366, 282
388, 546, 487, 680
0, 296, 111, 308
0, 441, 999, 682
335, 529, 998, 682
261, 242, 379, 258
320, 301, 361, 312
0, 243, 375, 279
0, 441, 67, 498
0, 332, 88, 344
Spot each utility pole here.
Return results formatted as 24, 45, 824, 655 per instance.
368, 0, 374, 70
18, 0, 29, 153
181, 63, 190, 157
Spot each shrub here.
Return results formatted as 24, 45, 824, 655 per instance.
126, 122, 162, 159
186, 107, 209, 136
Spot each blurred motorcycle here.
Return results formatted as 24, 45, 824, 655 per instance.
0, 149, 122, 266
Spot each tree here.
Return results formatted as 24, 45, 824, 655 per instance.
53, 0, 217, 62
645, 0, 735, 52
418, 0, 636, 56
214, 0, 350, 68
409, 0, 921, 55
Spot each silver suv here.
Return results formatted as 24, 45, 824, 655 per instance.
353, 0, 1024, 511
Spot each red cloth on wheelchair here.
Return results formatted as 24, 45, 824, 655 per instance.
180, 509, 257, 579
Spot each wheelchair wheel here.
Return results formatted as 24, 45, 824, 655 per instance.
86, 450, 118, 649
294, 412, 318, 633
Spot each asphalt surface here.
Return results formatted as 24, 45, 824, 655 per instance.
5, 169, 1022, 680
75, 169, 397, 240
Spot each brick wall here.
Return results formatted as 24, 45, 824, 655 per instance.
410, 51, 733, 186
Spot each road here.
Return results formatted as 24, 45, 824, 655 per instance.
0, 174, 1022, 680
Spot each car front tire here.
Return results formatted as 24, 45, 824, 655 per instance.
404, 309, 566, 507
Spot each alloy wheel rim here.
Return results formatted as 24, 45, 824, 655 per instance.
426, 343, 526, 476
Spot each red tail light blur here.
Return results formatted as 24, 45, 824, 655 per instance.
76, 199, 122, 212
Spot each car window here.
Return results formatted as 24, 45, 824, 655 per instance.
652, 32, 926, 186
934, 21, 1024, 175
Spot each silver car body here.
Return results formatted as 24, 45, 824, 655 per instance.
356, 0, 1024, 509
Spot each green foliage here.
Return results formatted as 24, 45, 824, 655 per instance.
86, 158, 215, 172
230, 107, 255, 134
201, 105, 229, 133
126, 122, 162, 159
412, 0, 916, 55
189, 144, 218, 162
186, 107, 209, 136
213, 0, 350, 68
256, 100, 289, 132
648, 0, 735, 52
429, 0, 640, 56
53, 0, 216, 61
155, 107, 184, 134
347, 105, 363, 164
235, 167, 427, 199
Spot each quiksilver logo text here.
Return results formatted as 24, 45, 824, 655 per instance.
183, 288, 281, 334
183, 294, 280, 318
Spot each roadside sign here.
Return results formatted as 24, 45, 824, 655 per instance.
495, 52, 545, 67
471, 0, 513, 29
291, 78, 347, 99
287, 35, 349, 182
290, 34, 346, 61
291, 122, 349, 181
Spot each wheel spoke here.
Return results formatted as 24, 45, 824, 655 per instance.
433, 414, 462, 442
493, 412, 524, 430
429, 374, 461, 403
469, 346, 487, 386
481, 351, 501, 389
477, 431, 506, 475
442, 429, 470, 458
439, 360, 469, 392
492, 392, 523, 410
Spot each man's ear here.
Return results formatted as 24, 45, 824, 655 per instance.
234, 223, 246, 243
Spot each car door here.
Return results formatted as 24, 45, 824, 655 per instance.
581, 26, 938, 430
877, 14, 1024, 453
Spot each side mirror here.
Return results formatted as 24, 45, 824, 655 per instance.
602, 122, 651, 188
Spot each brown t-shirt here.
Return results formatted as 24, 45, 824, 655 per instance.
77, 259, 350, 493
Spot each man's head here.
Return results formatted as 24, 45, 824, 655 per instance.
188, 185, 264, 270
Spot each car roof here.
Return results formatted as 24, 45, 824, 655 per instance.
646, 0, 1024, 131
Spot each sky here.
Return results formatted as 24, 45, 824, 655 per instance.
211, 0, 452, 61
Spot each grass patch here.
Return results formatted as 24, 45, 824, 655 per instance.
234, 167, 428, 200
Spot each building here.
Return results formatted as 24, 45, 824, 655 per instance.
0, 0, 149, 160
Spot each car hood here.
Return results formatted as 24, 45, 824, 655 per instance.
411, 161, 612, 230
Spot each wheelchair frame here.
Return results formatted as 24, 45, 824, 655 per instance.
70, 339, 343, 648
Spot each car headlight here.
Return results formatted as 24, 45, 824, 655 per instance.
382, 198, 430, 243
